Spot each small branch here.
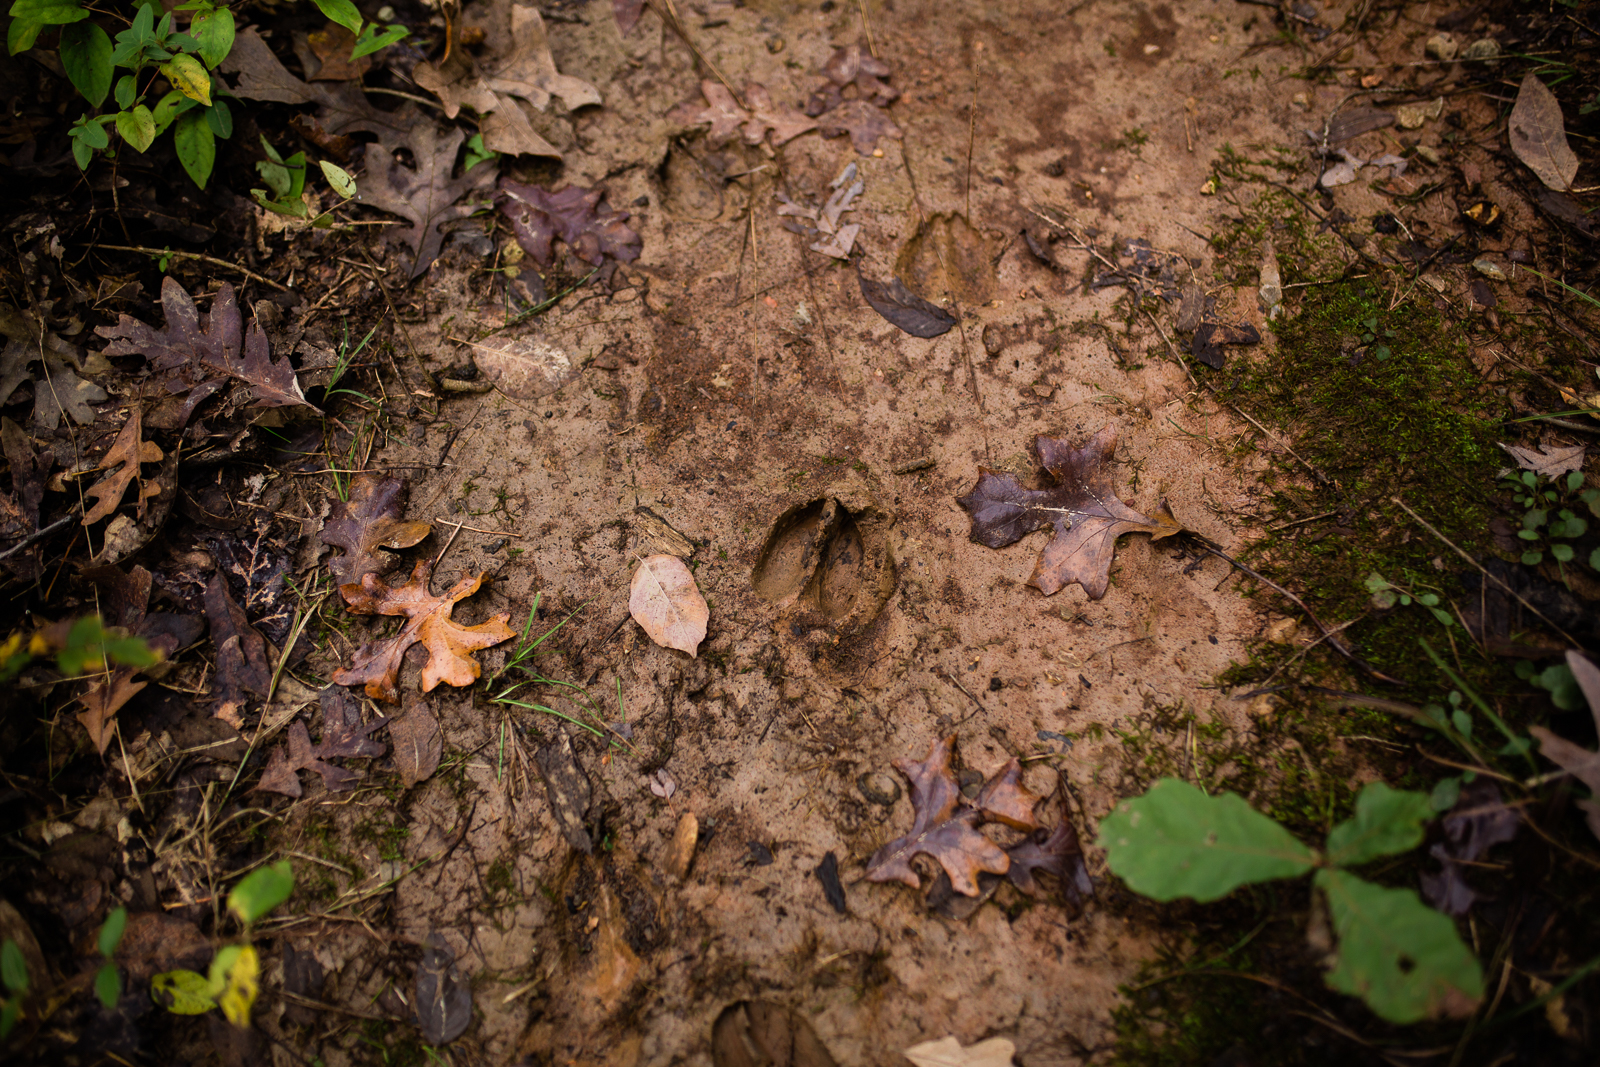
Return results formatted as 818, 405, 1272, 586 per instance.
95, 245, 291, 292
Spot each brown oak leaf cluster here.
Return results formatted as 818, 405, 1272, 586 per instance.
957, 426, 1184, 599
807, 41, 902, 155
866, 735, 1093, 912
668, 79, 817, 149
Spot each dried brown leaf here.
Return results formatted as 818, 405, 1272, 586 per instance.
971, 758, 1041, 830
865, 735, 1011, 896
75, 670, 148, 755
956, 426, 1184, 598
496, 180, 642, 268
320, 473, 432, 587
389, 696, 442, 788
857, 268, 957, 338
629, 554, 709, 656
1509, 73, 1578, 192
204, 573, 272, 728
413, 2, 599, 158
816, 99, 902, 155
96, 279, 315, 411
360, 125, 496, 280
83, 408, 164, 526
333, 562, 515, 703
221, 26, 414, 141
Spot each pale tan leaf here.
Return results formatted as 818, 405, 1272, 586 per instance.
903, 1036, 1017, 1067
628, 554, 708, 656
1509, 74, 1578, 192
1499, 442, 1585, 478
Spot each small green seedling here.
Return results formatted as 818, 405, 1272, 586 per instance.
1359, 315, 1396, 360
1, 616, 160, 685
1501, 469, 1600, 570
1, 938, 28, 1037
94, 907, 127, 1009
1364, 571, 1454, 627
1099, 779, 1483, 1024
253, 136, 358, 228
309, 0, 407, 59
151, 861, 292, 1027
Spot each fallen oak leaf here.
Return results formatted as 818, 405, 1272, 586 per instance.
629, 554, 709, 656
866, 735, 1011, 897
205, 573, 272, 728
667, 79, 748, 147
333, 561, 515, 703
82, 407, 164, 526
320, 472, 433, 587
956, 426, 1183, 599
220, 26, 414, 141
360, 125, 496, 280
817, 99, 902, 155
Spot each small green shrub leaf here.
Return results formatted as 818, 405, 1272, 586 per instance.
1315, 868, 1483, 1023
114, 73, 135, 108
205, 98, 231, 138
189, 6, 233, 68
174, 109, 214, 188
228, 860, 293, 924
1324, 783, 1432, 866
94, 962, 120, 1008
1, 938, 28, 993
0, 996, 18, 1038
8, 0, 89, 26
1097, 779, 1317, 902
116, 105, 156, 152
59, 21, 112, 106
160, 53, 211, 104
311, 0, 363, 36
318, 160, 356, 199
151, 969, 217, 1014
97, 906, 127, 958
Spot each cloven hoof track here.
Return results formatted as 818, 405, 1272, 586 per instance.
711, 1000, 839, 1067
751, 497, 896, 636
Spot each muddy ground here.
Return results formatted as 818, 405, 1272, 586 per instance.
5, 0, 1599, 1064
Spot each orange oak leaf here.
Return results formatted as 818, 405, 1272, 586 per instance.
320, 473, 433, 587
82, 408, 164, 525
865, 735, 1011, 896
332, 562, 514, 703
956, 425, 1183, 598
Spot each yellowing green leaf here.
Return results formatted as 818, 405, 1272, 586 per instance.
227, 860, 294, 924
161, 53, 211, 105
116, 106, 156, 153
151, 969, 217, 1014
217, 944, 259, 1027
319, 160, 356, 199
1324, 782, 1433, 867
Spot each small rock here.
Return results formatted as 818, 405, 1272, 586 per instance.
665, 812, 698, 881
1414, 144, 1441, 165
1425, 33, 1459, 61
1394, 97, 1444, 129
1462, 38, 1500, 62
981, 323, 1005, 357
1472, 258, 1506, 281
1258, 240, 1282, 320
1291, 91, 1310, 110
612, 287, 639, 303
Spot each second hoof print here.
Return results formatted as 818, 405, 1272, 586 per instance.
751, 497, 895, 637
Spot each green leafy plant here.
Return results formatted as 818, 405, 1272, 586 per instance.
1363, 570, 1455, 627
1, 938, 28, 1038
1500, 468, 1599, 570
0, 615, 159, 685
309, 0, 405, 60
151, 861, 292, 1026
93, 907, 127, 1009
1098, 778, 1483, 1023
252, 135, 358, 226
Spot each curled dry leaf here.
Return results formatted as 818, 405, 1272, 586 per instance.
413, 2, 600, 159
1508, 73, 1579, 192
866, 735, 1036, 897
204, 573, 272, 728
629, 554, 709, 656
82, 407, 164, 526
957, 426, 1183, 599
857, 267, 957, 338
332, 561, 515, 703
319, 473, 433, 587
903, 1036, 1017, 1067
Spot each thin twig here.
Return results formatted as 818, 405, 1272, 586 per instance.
0, 510, 77, 561
95, 245, 291, 291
